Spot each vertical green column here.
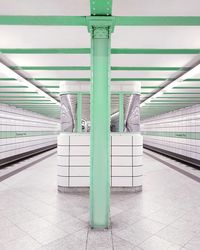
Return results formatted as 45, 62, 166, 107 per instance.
119, 93, 124, 132
76, 93, 82, 133
90, 25, 111, 228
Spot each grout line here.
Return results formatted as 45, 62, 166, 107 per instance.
85, 226, 89, 250
110, 222, 115, 250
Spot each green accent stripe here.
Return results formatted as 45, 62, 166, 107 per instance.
1, 48, 200, 54
115, 16, 200, 26
0, 131, 58, 139
142, 131, 200, 140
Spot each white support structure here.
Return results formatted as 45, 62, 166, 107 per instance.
57, 133, 143, 191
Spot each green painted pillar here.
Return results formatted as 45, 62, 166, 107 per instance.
119, 93, 124, 132
88, 18, 114, 228
76, 93, 82, 133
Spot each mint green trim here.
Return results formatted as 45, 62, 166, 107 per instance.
0, 131, 58, 139
90, 26, 111, 229
76, 93, 82, 133
119, 93, 124, 132
142, 131, 200, 140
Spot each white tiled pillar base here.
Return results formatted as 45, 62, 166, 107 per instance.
57, 133, 143, 191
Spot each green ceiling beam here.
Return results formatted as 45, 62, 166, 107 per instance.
41, 85, 160, 89
115, 16, 200, 26
1, 48, 200, 54
163, 92, 200, 94
11, 66, 90, 70
1, 101, 53, 103
0, 16, 200, 26
0, 86, 28, 88
0, 91, 37, 94
0, 16, 86, 26
157, 96, 200, 99
111, 66, 190, 71
174, 87, 200, 89
0, 77, 177, 81
112, 49, 200, 54
10, 66, 191, 71
0, 48, 90, 54
0, 96, 46, 98
151, 100, 199, 103
90, 0, 112, 16
145, 103, 196, 106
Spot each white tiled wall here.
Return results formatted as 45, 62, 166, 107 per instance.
0, 103, 60, 162
57, 133, 143, 188
141, 104, 200, 162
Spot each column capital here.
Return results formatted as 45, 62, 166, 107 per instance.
86, 16, 115, 37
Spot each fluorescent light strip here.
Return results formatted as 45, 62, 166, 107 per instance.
0, 62, 60, 105
140, 63, 200, 107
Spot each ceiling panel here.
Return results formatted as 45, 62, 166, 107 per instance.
0, 0, 90, 15
0, 26, 90, 48
113, 0, 200, 16
112, 27, 200, 48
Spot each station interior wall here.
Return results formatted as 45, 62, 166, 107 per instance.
141, 104, 200, 166
0, 104, 60, 166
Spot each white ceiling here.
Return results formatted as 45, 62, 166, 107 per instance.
0, 0, 199, 120
113, 0, 200, 16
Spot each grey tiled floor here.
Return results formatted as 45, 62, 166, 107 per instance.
0, 149, 200, 249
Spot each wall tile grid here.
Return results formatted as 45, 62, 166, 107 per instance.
141, 104, 200, 161
57, 133, 143, 188
0, 103, 60, 161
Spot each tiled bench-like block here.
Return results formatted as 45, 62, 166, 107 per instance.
57, 133, 143, 189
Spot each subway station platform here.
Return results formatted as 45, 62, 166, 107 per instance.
0, 149, 200, 250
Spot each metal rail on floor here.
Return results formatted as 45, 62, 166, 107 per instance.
144, 144, 200, 170
0, 144, 57, 169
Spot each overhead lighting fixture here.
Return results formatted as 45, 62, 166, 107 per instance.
140, 62, 200, 107
0, 62, 60, 105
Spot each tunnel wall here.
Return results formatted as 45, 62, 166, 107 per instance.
0, 103, 60, 167
141, 104, 200, 168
